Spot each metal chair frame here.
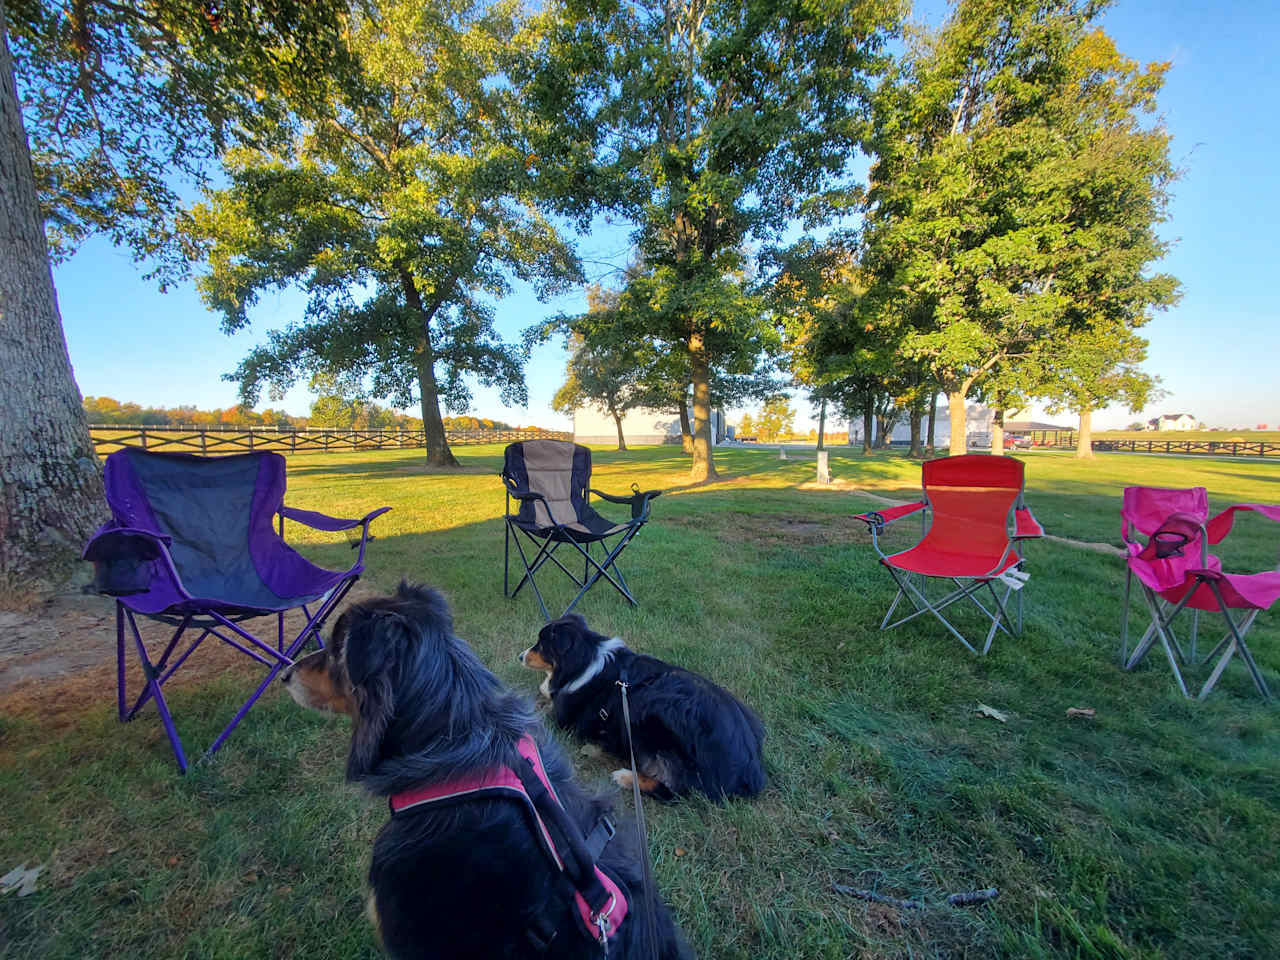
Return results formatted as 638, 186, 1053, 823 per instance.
502, 481, 658, 622
1122, 513, 1274, 701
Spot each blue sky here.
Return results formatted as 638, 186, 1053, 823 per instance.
52, 0, 1280, 432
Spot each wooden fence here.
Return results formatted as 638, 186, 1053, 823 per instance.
89, 425, 572, 455
1038, 433, 1280, 457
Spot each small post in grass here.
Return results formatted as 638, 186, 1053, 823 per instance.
778, 445, 787, 460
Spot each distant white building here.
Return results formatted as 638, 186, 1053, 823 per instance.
572, 404, 727, 446
1147, 413, 1201, 431
878, 404, 998, 444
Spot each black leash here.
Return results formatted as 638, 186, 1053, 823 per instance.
617, 670, 660, 960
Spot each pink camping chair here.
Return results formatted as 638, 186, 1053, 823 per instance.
853, 455, 1044, 655
1122, 486, 1280, 700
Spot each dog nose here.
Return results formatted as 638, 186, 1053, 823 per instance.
518, 648, 527, 664
280, 668, 294, 685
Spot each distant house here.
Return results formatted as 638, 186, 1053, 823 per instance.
572, 404, 727, 446
1146, 413, 1201, 431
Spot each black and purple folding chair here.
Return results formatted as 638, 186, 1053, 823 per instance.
82, 449, 389, 771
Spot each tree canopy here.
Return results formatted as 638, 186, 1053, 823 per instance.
183, 0, 581, 466
9, 0, 348, 281
525, 0, 903, 481
860, 0, 1179, 454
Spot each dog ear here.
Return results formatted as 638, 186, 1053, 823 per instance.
345, 610, 411, 780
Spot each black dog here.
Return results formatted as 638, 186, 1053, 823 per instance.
520, 614, 766, 802
282, 583, 693, 960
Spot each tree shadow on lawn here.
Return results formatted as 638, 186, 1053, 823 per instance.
5, 513, 1279, 958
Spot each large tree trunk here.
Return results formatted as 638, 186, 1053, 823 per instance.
688, 333, 718, 483
611, 408, 627, 451
926, 393, 937, 452
816, 397, 826, 450
1076, 408, 1094, 459
400, 270, 459, 467
0, 5, 105, 606
908, 405, 923, 458
948, 392, 967, 456
991, 408, 1005, 456
677, 394, 693, 454
861, 398, 873, 455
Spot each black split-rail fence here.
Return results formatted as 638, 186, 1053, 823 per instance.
89, 424, 572, 455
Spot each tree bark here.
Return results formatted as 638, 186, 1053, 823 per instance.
1076, 408, 1094, 459
677, 393, 693, 454
991, 408, 1005, 457
926, 393, 937, 452
948, 392, 968, 456
908, 405, 923, 458
862, 398, 873, 455
400, 269, 459, 467
816, 397, 826, 450
688, 333, 718, 482
0, 2, 106, 606
611, 408, 627, 451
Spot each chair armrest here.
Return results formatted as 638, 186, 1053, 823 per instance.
590, 486, 663, 521
854, 501, 927, 533
280, 506, 390, 567
279, 505, 391, 533
82, 526, 175, 597
1207, 503, 1280, 544
1013, 507, 1045, 539
504, 487, 550, 504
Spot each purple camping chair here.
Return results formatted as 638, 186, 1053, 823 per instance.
1122, 485, 1279, 700
82, 450, 389, 771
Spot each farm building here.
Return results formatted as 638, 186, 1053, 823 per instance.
572, 404, 728, 446
1147, 413, 1202, 431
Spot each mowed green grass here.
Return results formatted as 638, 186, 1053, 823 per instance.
2, 446, 1277, 959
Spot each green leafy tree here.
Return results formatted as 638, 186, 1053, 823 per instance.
551, 288, 648, 450
1, 0, 346, 600
737, 412, 755, 438
1038, 321, 1160, 457
525, 0, 902, 482
185, 0, 581, 467
756, 398, 795, 443
861, 0, 1179, 455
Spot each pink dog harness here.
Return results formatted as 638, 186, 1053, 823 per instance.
389, 734, 629, 947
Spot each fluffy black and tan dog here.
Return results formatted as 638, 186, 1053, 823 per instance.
520, 614, 767, 802
281, 583, 693, 960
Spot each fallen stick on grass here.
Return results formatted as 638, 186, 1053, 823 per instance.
831, 884, 924, 910
945, 888, 999, 906
832, 883, 999, 909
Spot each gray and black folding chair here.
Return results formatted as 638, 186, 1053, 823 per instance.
501, 440, 661, 620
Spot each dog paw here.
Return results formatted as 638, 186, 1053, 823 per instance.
611, 769, 635, 790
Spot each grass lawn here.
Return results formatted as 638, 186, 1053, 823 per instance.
2, 445, 1277, 959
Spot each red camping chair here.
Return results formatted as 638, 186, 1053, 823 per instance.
854, 455, 1044, 655
1122, 486, 1279, 700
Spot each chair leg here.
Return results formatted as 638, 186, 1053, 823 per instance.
1201, 582, 1271, 701
116, 602, 127, 721
508, 527, 552, 620
1121, 567, 1133, 665
124, 609, 189, 772
881, 567, 981, 655
562, 530, 641, 616
1128, 587, 1191, 697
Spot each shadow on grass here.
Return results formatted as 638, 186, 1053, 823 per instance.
7, 449, 1277, 958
